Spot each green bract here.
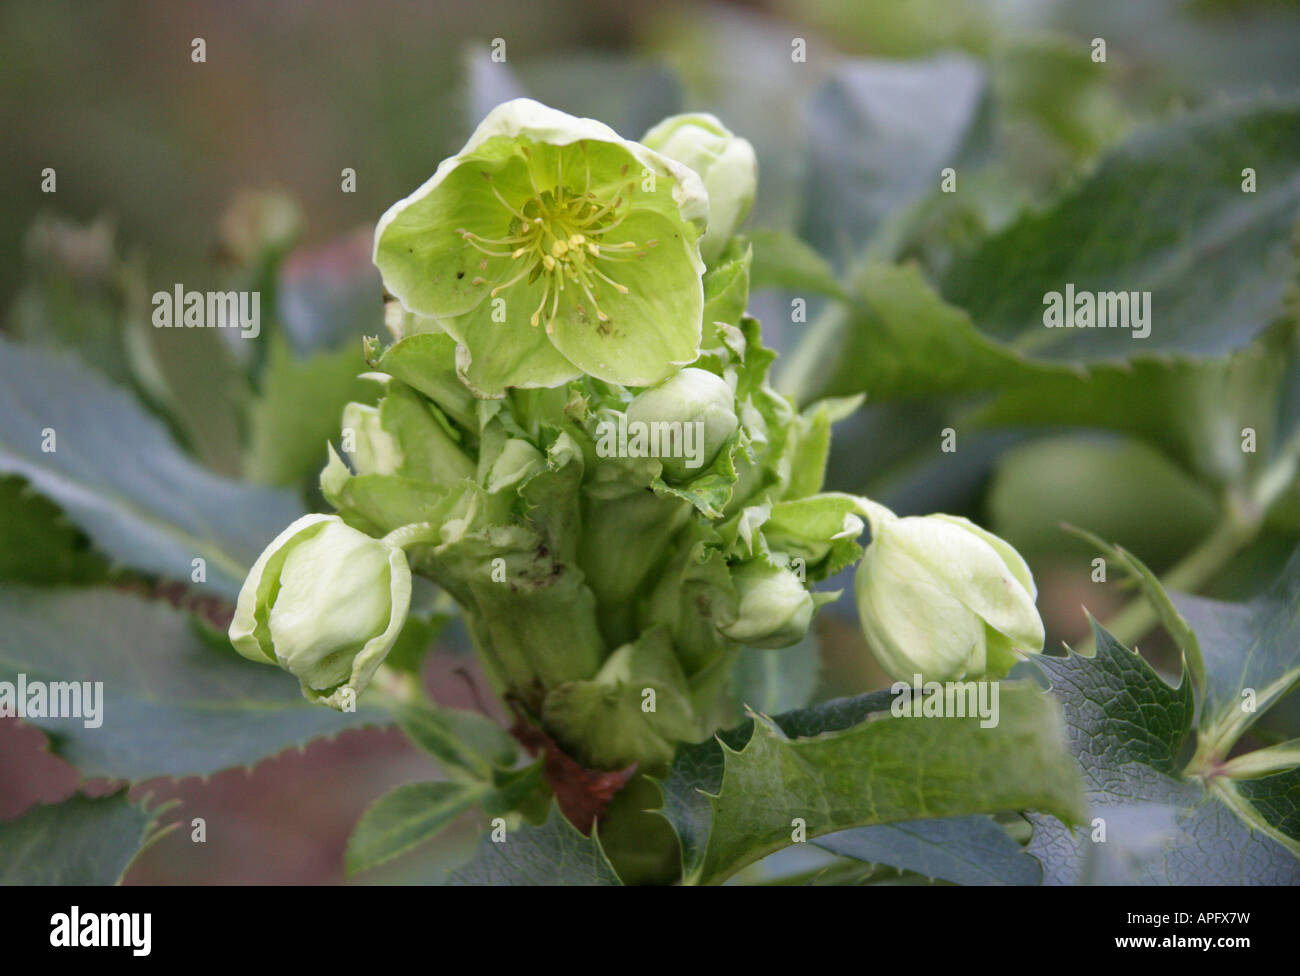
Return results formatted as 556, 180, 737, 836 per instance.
642, 113, 757, 266
374, 98, 709, 395
228, 514, 413, 710
854, 502, 1044, 683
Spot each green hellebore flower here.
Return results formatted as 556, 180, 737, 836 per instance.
854, 501, 1044, 683
374, 98, 709, 395
229, 514, 412, 710
624, 366, 738, 482
642, 113, 757, 266
720, 560, 814, 649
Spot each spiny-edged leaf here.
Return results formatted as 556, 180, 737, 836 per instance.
781, 262, 1062, 405
801, 53, 991, 266
0, 585, 385, 780
0, 339, 303, 599
448, 803, 623, 886
816, 815, 1042, 886
1026, 623, 1300, 884
658, 684, 1083, 886
0, 476, 109, 585
943, 95, 1300, 362
0, 791, 165, 885
1172, 543, 1300, 755
346, 780, 484, 877
243, 335, 376, 488
393, 702, 518, 781
747, 229, 847, 300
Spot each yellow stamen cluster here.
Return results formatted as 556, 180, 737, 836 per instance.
457, 145, 657, 334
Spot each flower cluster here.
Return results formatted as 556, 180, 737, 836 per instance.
230, 99, 1044, 771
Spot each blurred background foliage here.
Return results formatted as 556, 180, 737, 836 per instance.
4, 0, 1300, 882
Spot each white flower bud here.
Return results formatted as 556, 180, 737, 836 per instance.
229, 515, 412, 709
720, 561, 814, 649
642, 113, 757, 265
854, 502, 1044, 683
626, 367, 738, 482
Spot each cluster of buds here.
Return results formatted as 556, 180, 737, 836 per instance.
229, 100, 1043, 772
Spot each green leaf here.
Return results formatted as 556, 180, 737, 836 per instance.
1026, 623, 1300, 884
658, 683, 1083, 885
801, 54, 991, 266
448, 804, 623, 885
701, 240, 753, 330
346, 780, 484, 877
943, 96, 1300, 362
0, 791, 165, 885
0, 476, 109, 585
746, 229, 847, 300
781, 262, 1060, 404
1173, 544, 1300, 757
816, 815, 1042, 886
0, 339, 303, 599
393, 703, 518, 781
969, 335, 1291, 486
243, 335, 376, 489
0, 585, 385, 780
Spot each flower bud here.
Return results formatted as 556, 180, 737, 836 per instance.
854, 502, 1044, 683
341, 384, 475, 489
642, 113, 757, 265
229, 514, 412, 709
625, 367, 738, 482
720, 560, 814, 649
341, 402, 402, 476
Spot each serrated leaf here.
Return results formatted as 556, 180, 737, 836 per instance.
393, 702, 518, 781
0, 339, 303, 599
969, 335, 1291, 486
1026, 623, 1300, 884
0, 791, 163, 885
943, 96, 1300, 362
816, 814, 1042, 886
0, 586, 385, 780
1173, 544, 1300, 756
0, 476, 109, 585
448, 804, 623, 885
346, 780, 484, 877
781, 262, 1062, 405
658, 683, 1082, 885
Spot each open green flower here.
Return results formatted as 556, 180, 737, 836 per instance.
374, 98, 709, 395
229, 514, 412, 710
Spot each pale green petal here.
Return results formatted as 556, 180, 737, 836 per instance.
547, 209, 703, 386
438, 286, 582, 396
375, 153, 527, 319
856, 543, 985, 682
886, 516, 1044, 651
